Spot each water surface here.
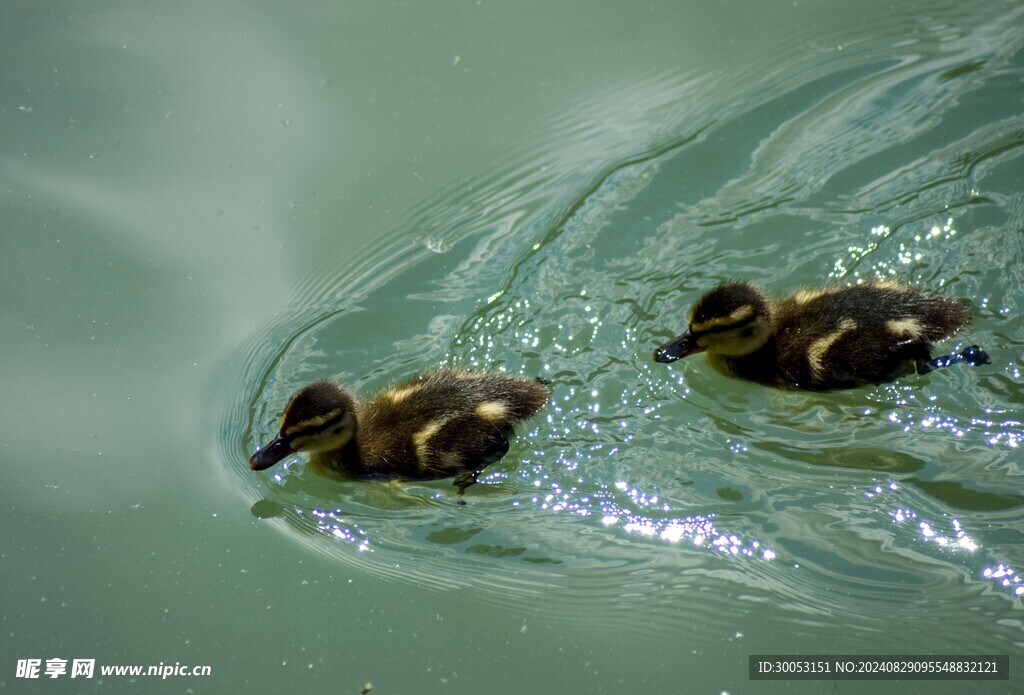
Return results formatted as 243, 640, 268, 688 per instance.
4, 0, 1024, 693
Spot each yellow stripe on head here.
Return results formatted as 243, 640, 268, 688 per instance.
691, 304, 754, 333
284, 408, 343, 436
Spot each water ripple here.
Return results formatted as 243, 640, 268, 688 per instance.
224, 0, 1024, 642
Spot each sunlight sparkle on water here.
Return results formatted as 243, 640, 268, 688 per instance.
866, 482, 1024, 598
311, 507, 371, 552
881, 407, 1022, 449
982, 565, 1024, 597
537, 476, 774, 560
878, 483, 977, 551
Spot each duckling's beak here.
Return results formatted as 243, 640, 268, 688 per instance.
653, 329, 703, 363
249, 435, 292, 471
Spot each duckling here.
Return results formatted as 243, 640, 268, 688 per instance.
250, 369, 549, 495
653, 280, 989, 390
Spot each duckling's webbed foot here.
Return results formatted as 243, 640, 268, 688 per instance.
453, 470, 479, 497
918, 345, 991, 374
453, 467, 486, 507
451, 434, 510, 503
960, 345, 991, 366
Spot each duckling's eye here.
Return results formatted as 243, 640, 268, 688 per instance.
740, 327, 756, 338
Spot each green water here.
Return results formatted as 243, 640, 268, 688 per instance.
3, 1, 1024, 693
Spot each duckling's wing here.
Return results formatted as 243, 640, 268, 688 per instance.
775, 285, 972, 388
358, 370, 546, 479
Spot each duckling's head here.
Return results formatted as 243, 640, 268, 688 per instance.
249, 381, 357, 471
654, 281, 774, 362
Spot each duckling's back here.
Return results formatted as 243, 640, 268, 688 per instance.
354, 370, 549, 479
772, 283, 972, 389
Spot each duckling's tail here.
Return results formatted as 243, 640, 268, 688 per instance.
535, 376, 552, 386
